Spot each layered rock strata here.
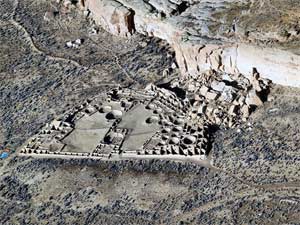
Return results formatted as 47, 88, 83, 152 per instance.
83, 0, 300, 87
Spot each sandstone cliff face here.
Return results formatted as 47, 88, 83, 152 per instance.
84, 0, 300, 87
85, 0, 135, 37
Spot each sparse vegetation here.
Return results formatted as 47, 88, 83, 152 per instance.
0, 0, 300, 224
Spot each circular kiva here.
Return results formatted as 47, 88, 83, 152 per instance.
183, 135, 197, 145
145, 103, 156, 110
145, 115, 159, 124
162, 127, 171, 133
170, 137, 180, 145
153, 108, 163, 114
162, 135, 169, 140
158, 140, 167, 146
172, 126, 183, 132
174, 118, 184, 125
100, 105, 112, 113
106, 110, 123, 120
121, 100, 131, 108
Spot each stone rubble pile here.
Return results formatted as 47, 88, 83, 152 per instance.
59, 0, 85, 9
178, 69, 272, 128
66, 39, 84, 48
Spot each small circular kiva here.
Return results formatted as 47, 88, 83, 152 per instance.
170, 137, 180, 144
100, 105, 112, 113
183, 135, 197, 145
106, 110, 123, 120
146, 115, 159, 124
146, 103, 156, 110
172, 126, 183, 132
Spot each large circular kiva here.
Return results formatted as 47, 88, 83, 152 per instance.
106, 110, 123, 120
183, 135, 197, 145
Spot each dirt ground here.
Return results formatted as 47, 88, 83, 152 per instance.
0, 0, 176, 149
0, 0, 300, 224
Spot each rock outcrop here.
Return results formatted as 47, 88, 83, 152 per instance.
82, 0, 300, 87
85, 0, 135, 37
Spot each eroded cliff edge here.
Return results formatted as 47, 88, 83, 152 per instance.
83, 0, 300, 87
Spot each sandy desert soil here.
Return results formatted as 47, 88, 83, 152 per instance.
0, 0, 177, 149
0, 0, 300, 224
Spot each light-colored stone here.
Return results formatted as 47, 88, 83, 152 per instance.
44, 11, 57, 22
211, 81, 226, 92
63, 0, 72, 8
222, 73, 233, 82
171, 62, 177, 69
84, 0, 300, 87
228, 105, 238, 116
241, 105, 250, 118
206, 91, 219, 100
221, 86, 235, 103
199, 85, 209, 96
85, 0, 135, 37
238, 96, 246, 106
197, 104, 206, 114
75, 39, 83, 45
50, 120, 61, 130
246, 89, 263, 106
66, 41, 73, 48
83, 9, 90, 17
194, 94, 202, 101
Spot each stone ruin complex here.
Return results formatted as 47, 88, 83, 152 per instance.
20, 70, 271, 161
19, 0, 280, 162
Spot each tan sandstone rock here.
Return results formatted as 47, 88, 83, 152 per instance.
85, 0, 135, 37
245, 89, 263, 107
84, 0, 300, 87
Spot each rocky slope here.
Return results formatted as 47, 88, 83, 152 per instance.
83, 0, 300, 87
